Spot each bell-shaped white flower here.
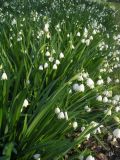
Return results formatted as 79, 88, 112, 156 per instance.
1, 72, 8, 80
104, 108, 111, 116
55, 107, 60, 114
65, 112, 68, 120
103, 97, 108, 103
44, 23, 49, 32
59, 52, 64, 59
86, 155, 95, 160
58, 112, 65, 119
85, 39, 90, 46
107, 77, 112, 83
55, 59, 60, 65
76, 32, 80, 37
97, 79, 104, 85
45, 51, 50, 57
113, 95, 120, 101
33, 154, 40, 160
73, 83, 79, 91
115, 106, 120, 112
73, 121, 78, 129
113, 128, 120, 138
53, 64, 57, 70
86, 78, 94, 89
44, 63, 48, 69
39, 65, 43, 70
23, 99, 29, 108
79, 84, 85, 92
96, 95, 102, 102
49, 57, 54, 62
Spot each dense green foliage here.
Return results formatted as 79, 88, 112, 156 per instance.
0, 0, 120, 160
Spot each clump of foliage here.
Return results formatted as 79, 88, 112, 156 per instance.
0, 0, 120, 160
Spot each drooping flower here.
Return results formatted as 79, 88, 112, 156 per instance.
104, 108, 111, 116
33, 154, 40, 160
76, 32, 80, 37
73, 121, 78, 129
59, 52, 64, 59
39, 65, 43, 70
86, 78, 94, 89
65, 112, 68, 120
58, 112, 65, 119
53, 64, 57, 70
86, 155, 95, 160
44, 62, 48, 69
55, 107, 60, 114
78, 84, 85, 92
1, 72, 8, 80
44, 23, 49, 32
96, 95, 102, 102
23, 99, 29, 108
102, 97, 108, 103
113, 128, 120, 138
55, 59, 60, 65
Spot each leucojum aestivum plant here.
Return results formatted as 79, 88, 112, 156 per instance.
0, 0, 120, 160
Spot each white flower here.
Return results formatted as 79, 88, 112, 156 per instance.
73, 83, 79, 91
81, 39, 85, 43
112, 100, 117, 105
55, 59, 60, 65
78, 75, 83, 81
65, 112, 68, 120
73, 121, 78, 129
45, 51, 50, 57
58, 112, 65, 119
103, 97, 108, 103
96, 95, 102, 102
49, 57, 54, 62
53, 64, 57, 70
82, 72, 88, 79
113, 128, 120, 138
113, 95, 120, 101
39, 65, 43, 70
67, 34, 70, 37
104, 108, 111, 116
89, 36, 93, 40
85, 39, 90, 46
44, 63, 48, 68
84, 106, 89, 110
115, 106, 120, 112
11, 19, 17, 25
55, 107, 60, 114
93, 30, 97, 35
107, 77, 112, 83
81, 126, 85, 132
77, 32, 80, 37
59, 52, 64, 59
23, 99, 29, 108
84, 106, 91, 112
97, 79, 104, 85
86, 78, 94, 89
86, 155, 95, 160
69, 89, 72, 94
78, 84, 85, 92
71, 45, 75, 49
1, 72, 8, 80
78, 155, 84, 160
46, 32, 50, 39
86, 133, 90, 140
44, 23, 49, 32
33, 154, 40, 160
115, 79, 119, 83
